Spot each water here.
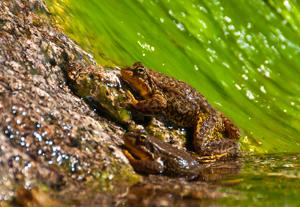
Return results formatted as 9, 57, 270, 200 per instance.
219, 153, 300, 206
122, 153, 300, 207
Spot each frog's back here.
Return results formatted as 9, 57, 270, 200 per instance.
148, 69, 214, 127
150, 136, 200, 177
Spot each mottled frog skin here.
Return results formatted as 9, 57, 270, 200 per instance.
121, 62, 240, 158
123, 131, 201, 179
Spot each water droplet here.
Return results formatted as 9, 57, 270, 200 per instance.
246, 90, 255, 100
260, 86, 267, 94
176, 22, 185, 31
15, 156, 20, 161
228, 25, 235, 30
168, 10, 174, 16
16, 119, 22, 125
194, 65, 199, 71
11, 106, 17, 115
224, 16, 232, 23
46, 140, 53, 145
235, 84, 242, 90
198, 5, 207, 13
24, 162, 32, 170
284, 0, 292, 11
257, 65, 271, 78
37, 149, 43, 155
198, 19, 207, 29
57, 155, 63, 165
221, 81, 228, 87
242, 74, 248, 80
234, 31, 241, 36
222, 62, 230, 68
247, 22, 252, 29
137, 41, 155, 52
33, 131, 43, 142
246, 34, 252, 41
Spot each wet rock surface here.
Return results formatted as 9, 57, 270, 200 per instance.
0, 0, 240, 206
0, 0, 138, 204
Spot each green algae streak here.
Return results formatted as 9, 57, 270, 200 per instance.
46, 0, 300, 153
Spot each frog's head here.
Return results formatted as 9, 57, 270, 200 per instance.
123, 131, 155, 160
121, 62, 155, 98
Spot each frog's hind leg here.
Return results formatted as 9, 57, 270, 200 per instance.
193, 112, 239, 158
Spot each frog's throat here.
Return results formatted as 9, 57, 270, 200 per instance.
121, 69, 152, 98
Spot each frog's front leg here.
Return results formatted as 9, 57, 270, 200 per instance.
126, 90, 167, 114
123, 150, 164, 174
193, 112, 239, 158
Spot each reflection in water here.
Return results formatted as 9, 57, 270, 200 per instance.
121, 154, 300, 207
122, 176, 223, 207
120, 159, 241, 207
4, 154, 300, 206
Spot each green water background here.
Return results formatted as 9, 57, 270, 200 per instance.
46, 0, 300, 153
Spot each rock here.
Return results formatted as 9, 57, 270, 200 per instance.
0, 0, 139, 205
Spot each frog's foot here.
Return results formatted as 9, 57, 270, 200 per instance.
221, 113, 240, 139
131, 92, 167, 114
124, 90, 167, 115
123, 150, 164, 174
125, 90, 139, 106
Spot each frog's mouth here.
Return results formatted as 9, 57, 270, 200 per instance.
121, 69, 152, 98
123, 133, 152, 160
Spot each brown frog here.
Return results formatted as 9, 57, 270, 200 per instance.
121, 62, 240, 159
123, 131, 201, 179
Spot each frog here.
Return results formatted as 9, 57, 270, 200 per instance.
123, 131, 201, 179
66, 63, 189, 149
121, 62, 240, 159
66, 63, 132, 124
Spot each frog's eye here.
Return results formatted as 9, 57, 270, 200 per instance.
138, 134, 147, 143
136, 67, 145, 74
